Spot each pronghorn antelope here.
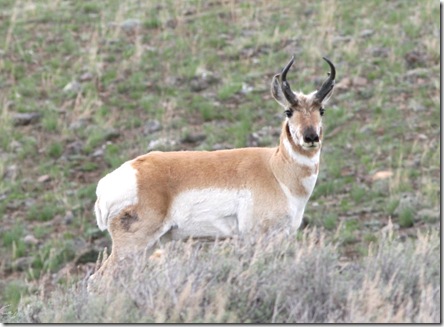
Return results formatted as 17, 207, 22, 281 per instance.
89, 56, 336, 286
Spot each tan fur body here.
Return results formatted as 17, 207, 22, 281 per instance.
129, 139, 315, 231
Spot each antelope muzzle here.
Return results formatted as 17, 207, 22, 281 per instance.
302, 126, 320, 149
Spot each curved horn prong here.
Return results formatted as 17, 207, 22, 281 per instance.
315, 57, 336, 102
281, 55, 298, 105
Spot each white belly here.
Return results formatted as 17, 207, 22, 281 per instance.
168, 188, 253, 239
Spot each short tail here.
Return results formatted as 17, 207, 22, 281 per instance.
95, 198, 109, 231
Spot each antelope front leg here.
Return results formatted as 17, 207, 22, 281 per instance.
87, 249, 118, 294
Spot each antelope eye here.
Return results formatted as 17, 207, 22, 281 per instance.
320, 108, 325, 116
284, 109, 293, 118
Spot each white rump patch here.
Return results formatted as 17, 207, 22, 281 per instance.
94, 160, 138, 231
168, 188, 253, 239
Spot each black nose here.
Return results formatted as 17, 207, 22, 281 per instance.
303, 128, 319, 143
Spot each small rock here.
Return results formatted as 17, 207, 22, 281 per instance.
91, 148, 104, 157
3, 101, 14, 112
144, 119, 162, 134
360, 29, 374, 38
165, 76, 180, 86
358, 89, 373, 99
190, 68, 219, 92
241, 83, 254, 94
303, 9, 314, 16
190, 78, 209, 92
166, 18, 178, 29
10, 140, 22, 150
64, 211, 74, 225
332, 35, 352, 44
248, 126, 276, 147
104, 129, 121, 140
37, 175, 51, 183
12, 112, 41, 126
405, 68, 429, 80
363, 219, 382, 229
23, 234, 39, 245
66, 141, 84, 155
121, 18, 141, 32
13, 257, 33, 271
69, 119, 88, 130
404, 50, 428, 69
409, 100, 426, 112
359, 124, 373, 135
352, 76, 368, 87
181, 133, 206, 144
394, 193, 418, 216
79, 72, 93, 82
416, 133, 427, 141
417, 208, 440, 222
369, 47, 389, 58
212, 143, 232, 150
147, 139, 162, 151
4, 164, 18, 180
371, 170, 393, 181
372, 179, 390, 195
6, 200, 21, 210
63, 80, 82, 93
25, 198, 36, 207
249, 132, 261, 147
335, 77, 352, 91
105, 38, 119, 45
147, 138, 176, 151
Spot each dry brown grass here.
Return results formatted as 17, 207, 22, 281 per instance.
7, 226, 439, 323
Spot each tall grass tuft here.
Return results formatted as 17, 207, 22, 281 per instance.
7, 227, 439, 323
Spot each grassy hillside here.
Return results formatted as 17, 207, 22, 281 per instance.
0, 0, 439, 323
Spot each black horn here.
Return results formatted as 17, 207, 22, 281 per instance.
281, 55, 298, 105
315, 57, 336, 102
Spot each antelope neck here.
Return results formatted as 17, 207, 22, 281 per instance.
269, 124, 320, 198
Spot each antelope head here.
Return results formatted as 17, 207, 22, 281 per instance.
271, 56, 336, 152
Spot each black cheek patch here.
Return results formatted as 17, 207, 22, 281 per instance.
120, 211, 138, 231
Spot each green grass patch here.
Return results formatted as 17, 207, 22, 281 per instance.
47, 141, 64, 159
323, 214, 338, 231
77, 183, 97, 200
398, 207, 415, 228
3, 281, 28, 313
27, 204, 61, 222
29, 240, 76, 280
2, 223, 24, 248
351, 185, 367, 203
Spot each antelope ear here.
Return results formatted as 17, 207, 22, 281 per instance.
271, 74, 288, 108
319, 85, 334, 106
